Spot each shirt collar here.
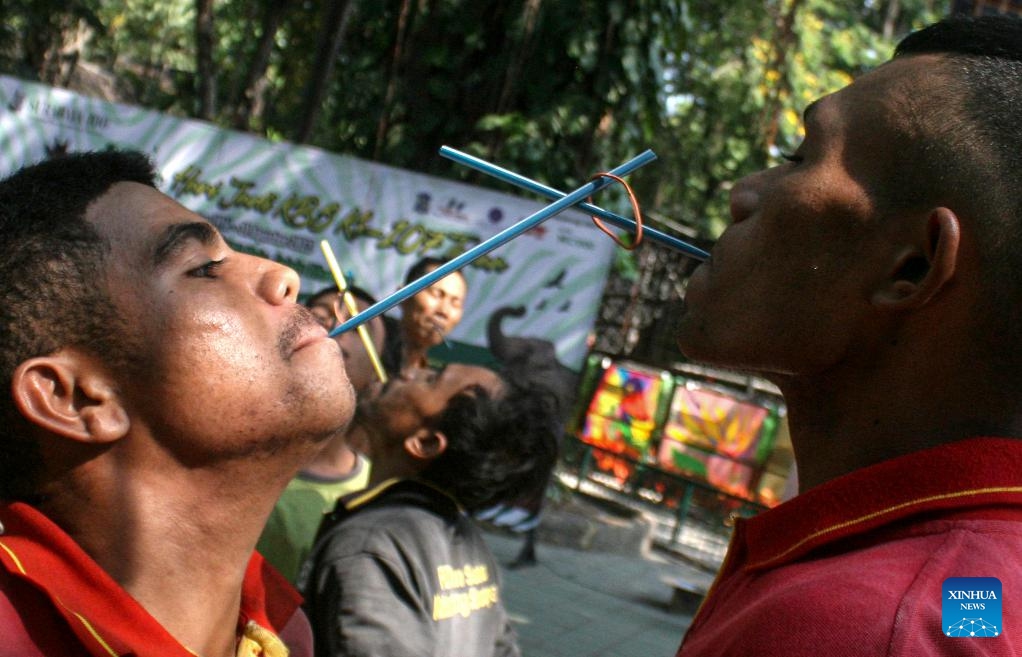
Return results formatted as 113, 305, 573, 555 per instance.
738, 437, 1022, 571
0, 502, 300, 657
343, 477, 463, 514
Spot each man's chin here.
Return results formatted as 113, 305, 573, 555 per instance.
675, 332, 737, 371
312, 379, 357, 442
675, 342, 782, 384
418, 322, 446, 345
673, 312, 704, 359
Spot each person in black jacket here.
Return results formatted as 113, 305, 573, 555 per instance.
299, 364, 559, 657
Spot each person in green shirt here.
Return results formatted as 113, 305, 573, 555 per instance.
257, 284, 385, 583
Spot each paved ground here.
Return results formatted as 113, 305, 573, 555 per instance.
482, 484, 725, 657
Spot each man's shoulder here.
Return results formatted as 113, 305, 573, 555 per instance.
681, 560, 919, 657
336, 480, 459, 526
758, 515, 1022, 598
325, 496, 443, 550
314, 483, 478, 561
682, 517, 1022, 656
0, 568, 88, 656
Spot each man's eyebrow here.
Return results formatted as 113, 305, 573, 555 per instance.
151, 221, 221, 270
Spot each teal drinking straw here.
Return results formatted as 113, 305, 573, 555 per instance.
439, 146, 710, 262
329, 148, 657, 336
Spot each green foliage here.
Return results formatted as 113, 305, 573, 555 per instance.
0, 0, 950, 238
91, 0, 195, 112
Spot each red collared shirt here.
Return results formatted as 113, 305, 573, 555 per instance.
677, 437, 1022, 657
0, 502, 308, 657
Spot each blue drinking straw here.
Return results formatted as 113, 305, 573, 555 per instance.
439, 146, 710, 262
329, 148, 657, 336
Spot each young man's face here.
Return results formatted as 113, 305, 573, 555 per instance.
676, 56, 936, 379
360, 364, 502, 459
399, 266, 466, 350
308, 292, 339, 332
87, 182, 355, 460
331, 296, 386, 396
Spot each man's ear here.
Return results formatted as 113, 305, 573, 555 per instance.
11, 352, 129, 444
871, 207, 960, 309
403, 429, 448, 463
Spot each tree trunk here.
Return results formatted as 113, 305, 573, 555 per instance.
577, 6, 621, 177
372, 0, 414, 160
294, 0, 357, 144
483, 0, 542, 158
496, 0, 542, 116
233, 0, 290, 130
882, 0, 901, 41
195, 0, 217, 120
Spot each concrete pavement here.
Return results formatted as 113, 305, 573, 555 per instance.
482, 481, 727, 657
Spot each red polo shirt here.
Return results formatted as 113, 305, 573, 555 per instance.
676, 437, 1022, 657
0, 502, 307, 657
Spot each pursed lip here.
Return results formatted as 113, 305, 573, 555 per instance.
280, 306, 337, 360
285, 311, 335, 356
292, 324, 331, 352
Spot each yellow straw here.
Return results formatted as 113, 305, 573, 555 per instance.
319, 240, 388, 384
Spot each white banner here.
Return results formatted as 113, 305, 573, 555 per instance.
0, 75, 619, 370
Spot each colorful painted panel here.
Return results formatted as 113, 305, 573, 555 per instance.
578, 362, 668, 480
657, 382, 776, 499
656, 441, 758, 497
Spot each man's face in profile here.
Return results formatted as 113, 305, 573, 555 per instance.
83, 182, 356, 460
676, 56, 933, 380
333, 297, 386, 396
360, 363, 502, 460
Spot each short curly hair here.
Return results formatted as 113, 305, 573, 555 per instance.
419, 379, 561, 512
889, 15, 1022, 370
0, 149, 158, 502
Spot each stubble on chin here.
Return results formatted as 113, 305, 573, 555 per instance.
279, 305, 317, 360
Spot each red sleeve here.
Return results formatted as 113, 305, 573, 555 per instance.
0, 567, 89, 657
240, 551, 305, 634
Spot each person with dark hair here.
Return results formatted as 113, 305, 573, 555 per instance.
306, 284, 388, 413
0, 150, 355, 656
256, 284, 385, 584
298, 364, 559, 657
380, 256, 467, 377
675, 14, 1022, 657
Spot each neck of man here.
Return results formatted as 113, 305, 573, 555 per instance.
302, 432, 358, 479
347, 418, 418, 488
36, 446, 312, 657
400, 342, 431, 375
775, 334, 1022, 494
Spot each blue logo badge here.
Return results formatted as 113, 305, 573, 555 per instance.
943, 577, 1002, 638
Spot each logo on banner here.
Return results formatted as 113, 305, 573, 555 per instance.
943, 577, 1001, 638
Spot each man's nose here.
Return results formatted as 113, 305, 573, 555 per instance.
246, 253, 300, 305
728, 176, 761, 224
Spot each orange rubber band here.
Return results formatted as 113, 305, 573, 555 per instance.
587, 172, 644, 250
